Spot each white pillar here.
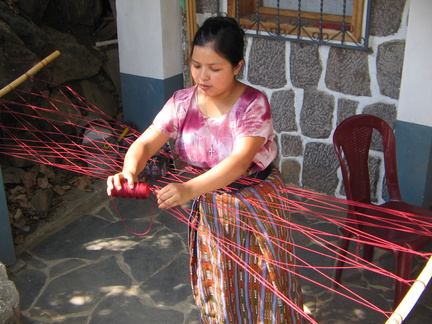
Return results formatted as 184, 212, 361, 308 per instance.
116, 0, 183, 132
396, 0, 432, 208
398, 0, 432, 126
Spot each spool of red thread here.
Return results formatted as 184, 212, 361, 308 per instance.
110, 181, 150, 200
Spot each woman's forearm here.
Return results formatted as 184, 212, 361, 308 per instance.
156, 136, 265, 208
122, 127, 169, 176
185, 154, 251, 197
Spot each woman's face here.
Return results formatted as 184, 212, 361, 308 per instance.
190, 45, 243, 99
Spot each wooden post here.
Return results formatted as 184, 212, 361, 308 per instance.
186, 0, 197, 87
186, 0, 197, 46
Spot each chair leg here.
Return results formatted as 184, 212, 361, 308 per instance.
334, 235, 352, 288
393, 251, 415, 309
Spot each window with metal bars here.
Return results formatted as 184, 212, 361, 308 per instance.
221, 0, 371, 50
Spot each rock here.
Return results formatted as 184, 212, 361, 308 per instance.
0, 262, 21, 324
103, 48, 121, 97
0, 14, 45, 97
15, 0, 51, 24
72, 79, 119, 118
38, 88, 84, 126
40, 25, 103, 84
1, 167, 25, 184
94, 17, 117, 42
44, 0, 104, 28
31, 188, 54, 213
0, 1, 104, 84
0, 2, 50, 57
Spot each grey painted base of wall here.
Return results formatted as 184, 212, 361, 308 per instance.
120, 73, 184, 133
395, 120, 432, 208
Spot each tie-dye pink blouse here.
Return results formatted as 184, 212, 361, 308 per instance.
152, 85, 277, 172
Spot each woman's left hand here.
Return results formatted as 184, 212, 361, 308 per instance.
156, 182, 193, 209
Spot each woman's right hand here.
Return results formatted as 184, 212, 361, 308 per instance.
106, 171, 138, 196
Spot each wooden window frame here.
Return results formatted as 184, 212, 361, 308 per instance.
226, 0, 371, 49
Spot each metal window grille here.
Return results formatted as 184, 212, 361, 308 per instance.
218, 0, 371, 51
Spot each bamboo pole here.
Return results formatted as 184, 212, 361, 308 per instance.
385, 256, 432, 324
0, 50, 61, 98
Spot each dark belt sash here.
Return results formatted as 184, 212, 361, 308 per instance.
219, 162, 273, 192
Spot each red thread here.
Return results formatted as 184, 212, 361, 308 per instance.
110, 182, 154, 236
4, 77, 432, 320
110, 181, 150, 199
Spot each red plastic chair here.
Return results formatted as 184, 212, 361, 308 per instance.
332, 114, 432, 308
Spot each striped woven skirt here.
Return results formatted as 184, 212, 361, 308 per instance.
189, 166, 304, 323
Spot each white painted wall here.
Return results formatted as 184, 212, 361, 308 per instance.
116, 0, 182, 80
398, 0, 432, 127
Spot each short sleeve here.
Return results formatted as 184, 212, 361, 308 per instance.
234, 89, 274, 141
151, 87, 196, 139
152, 96, 179, 139
232, 88, 277, 171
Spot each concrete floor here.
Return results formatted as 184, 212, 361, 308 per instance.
7, 178, 432, 323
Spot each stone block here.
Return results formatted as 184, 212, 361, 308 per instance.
368, 156, 382, 203
370, 0, 407, 37
337, 98, 358, 125
325, 47, 371, 97
377, 40, 405, 99
290, 43, 322, 88
300, 90, 335, 139
281, 134, 303, 157
270, 89, 297, 132
281, 159, 301, 187
362, 102, 397, 151
248, 38, 286, 89
302, 142, 339, 195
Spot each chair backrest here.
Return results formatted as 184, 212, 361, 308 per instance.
333, 114, 402, 205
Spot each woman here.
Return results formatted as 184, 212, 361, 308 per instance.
107, 16, 304, 323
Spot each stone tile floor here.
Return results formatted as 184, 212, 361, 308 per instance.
7, 178, 432, 323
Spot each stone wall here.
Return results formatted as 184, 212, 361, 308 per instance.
197, 0, 408, 202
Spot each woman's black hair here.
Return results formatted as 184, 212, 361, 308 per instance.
191, 16, 245, 67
